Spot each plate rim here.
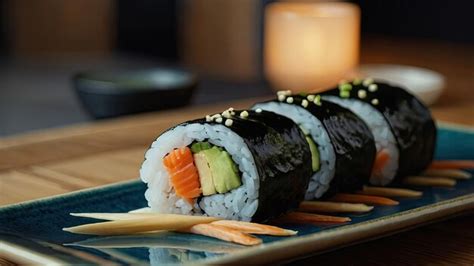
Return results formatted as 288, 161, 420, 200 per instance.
206, 193, 474, 264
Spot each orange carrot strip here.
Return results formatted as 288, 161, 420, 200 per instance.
299, 201, 374, 213
422, 169, 471, 180
331, 193, 399, 206
187, 224, 262, 246
211, 220, 297, 236
372, 150, 391, 174
276, 212, 351, 225
429, 160, 474, 170
357, 186, 422, 198
403, 176, 456, 187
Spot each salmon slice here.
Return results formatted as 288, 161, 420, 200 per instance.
163, 147, 202, 202
372, 149, 390, 174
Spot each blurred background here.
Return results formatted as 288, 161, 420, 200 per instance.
0, 0, 473, 136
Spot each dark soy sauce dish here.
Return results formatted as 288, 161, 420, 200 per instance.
73, 68, 197, 119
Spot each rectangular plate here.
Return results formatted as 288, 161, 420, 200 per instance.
1, 123, 473, 265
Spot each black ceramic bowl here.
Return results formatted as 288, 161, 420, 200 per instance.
73, 68, 197, 119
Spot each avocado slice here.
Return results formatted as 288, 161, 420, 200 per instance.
200, 147, 241, 194
217, 151, 242, 192
305, 136, 320, 172
193, 153, 216, 196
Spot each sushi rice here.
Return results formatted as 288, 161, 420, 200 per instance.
252, 102, 336, 199
140, 123, 260, 221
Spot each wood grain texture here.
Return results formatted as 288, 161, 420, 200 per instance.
0, 98, 260, 171
0, 37, 473, 264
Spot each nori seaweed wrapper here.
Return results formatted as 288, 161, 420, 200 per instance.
258, 96, 376, 196
322, 80, 436, 179
187, 110, 312, 222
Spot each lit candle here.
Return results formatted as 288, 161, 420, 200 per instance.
264, 2, 360, 92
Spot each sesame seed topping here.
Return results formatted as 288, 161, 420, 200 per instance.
225, 119, 233, 126
368, 84, 378, 92
278, 94, 286, 102
277, 90, 292, 96
371, 98, 379, 105
307, 95, 315, 101
358, 89, 367, 99
301, 99, 309, 108
255, 108, 263, 113
286, 97, 294, 103
211, 114, 221, 120
363, 78, 374, 86
205, 115, 212, 122
240, 111, 249, 118
353, 78, 362, 85
225, 107, 236, 115
222, 110, 231, 118
215, 117, 223, 123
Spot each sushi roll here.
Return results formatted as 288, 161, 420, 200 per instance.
252, 93, 376, 200
140, 109, 312, 222
322, 79, 436, 183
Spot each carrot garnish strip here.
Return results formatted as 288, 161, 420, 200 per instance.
63, 214, 219, 235
422, 169, 471, 180
276, 212, 351, 225
299, 201, 374, 213
429, 160, 474, 170
331, 193, 399, 206
187, 223, 262, 246
357, 186, 422, 198
211, 220, 297, 236
403, 176, 456, 187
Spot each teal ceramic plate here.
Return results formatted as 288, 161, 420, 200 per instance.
1, 123, 473, 265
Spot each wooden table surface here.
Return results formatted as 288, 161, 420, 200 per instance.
1, 37, 473, 264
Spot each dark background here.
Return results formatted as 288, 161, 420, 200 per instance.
1, 0, 473, 59
0, 0, 472, 136
110, 0, 474, 59
113, 0, 474, 61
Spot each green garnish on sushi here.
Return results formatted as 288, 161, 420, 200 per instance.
190, 141, 212, 153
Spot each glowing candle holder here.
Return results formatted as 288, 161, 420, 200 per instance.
264, 2, 360, 92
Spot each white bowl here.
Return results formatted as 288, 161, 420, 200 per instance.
359, 64, 445, 106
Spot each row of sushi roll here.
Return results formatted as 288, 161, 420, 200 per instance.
139, 78, 437, 222
65, 79, 472, 246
